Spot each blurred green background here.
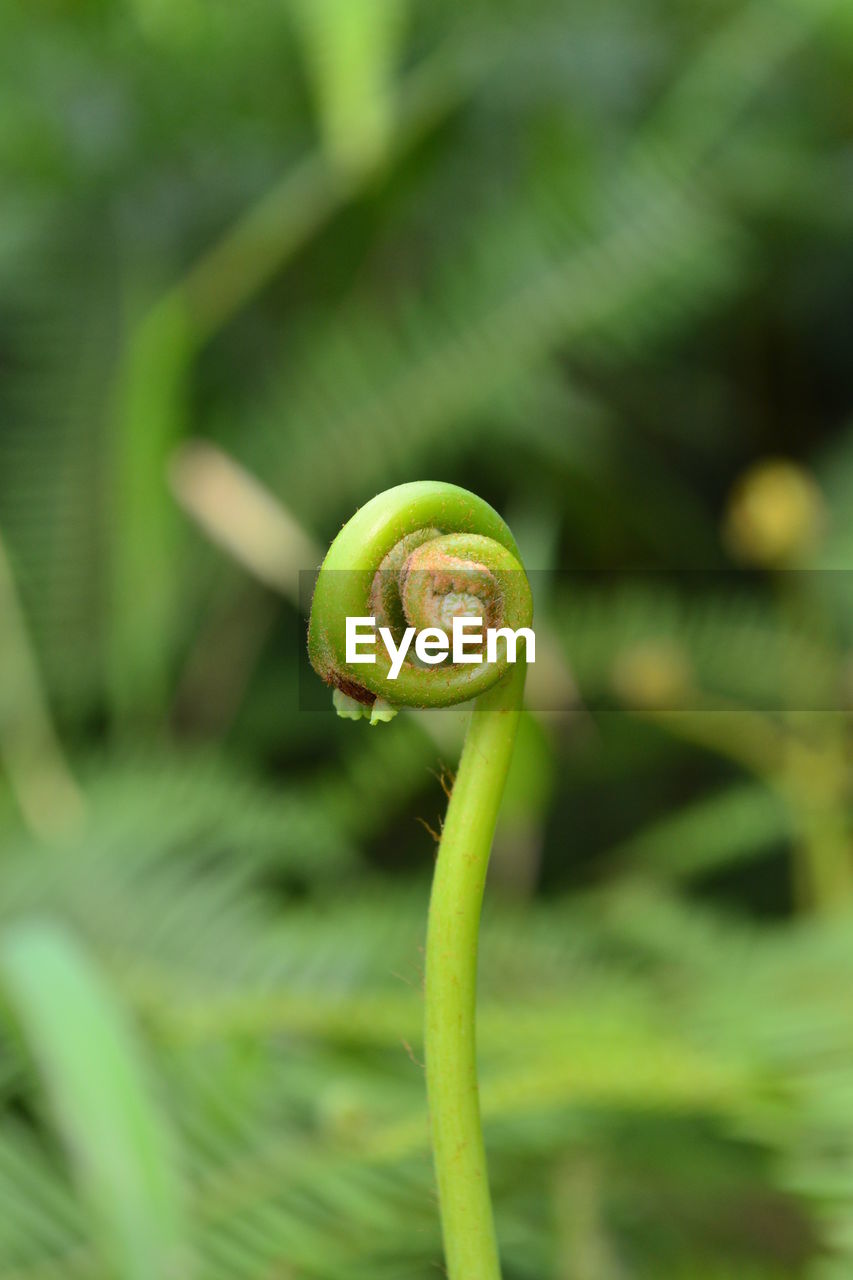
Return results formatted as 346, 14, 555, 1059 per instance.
2, 0, 853, 1276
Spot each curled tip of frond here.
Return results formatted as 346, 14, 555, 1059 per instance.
307, 482, 532, 715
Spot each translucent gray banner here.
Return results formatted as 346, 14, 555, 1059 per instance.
297, 569, 853, 713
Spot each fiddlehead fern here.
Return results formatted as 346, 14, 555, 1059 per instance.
308, 481, 532, 1280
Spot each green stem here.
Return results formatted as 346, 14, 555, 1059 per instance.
425, 662, 525, 1280
307, 482, 532, 1275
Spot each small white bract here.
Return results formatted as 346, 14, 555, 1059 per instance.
332, 688, 398, 725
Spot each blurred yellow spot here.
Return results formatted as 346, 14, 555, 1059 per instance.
724, 459, 824, 566
611, 640, 692, 709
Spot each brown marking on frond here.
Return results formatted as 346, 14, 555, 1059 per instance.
328, 673, 376, 705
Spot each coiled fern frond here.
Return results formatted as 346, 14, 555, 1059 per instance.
308, 481, 533, 1279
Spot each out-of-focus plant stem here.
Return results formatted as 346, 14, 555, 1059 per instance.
645, 702, 853, 913
0, 532, 84, 839
108, 37, 480, 724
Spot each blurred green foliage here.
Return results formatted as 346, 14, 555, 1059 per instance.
2, 0, 853, 1276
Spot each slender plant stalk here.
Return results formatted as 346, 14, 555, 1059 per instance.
424, 663, 525, 1279
308, 481, 532, 1278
